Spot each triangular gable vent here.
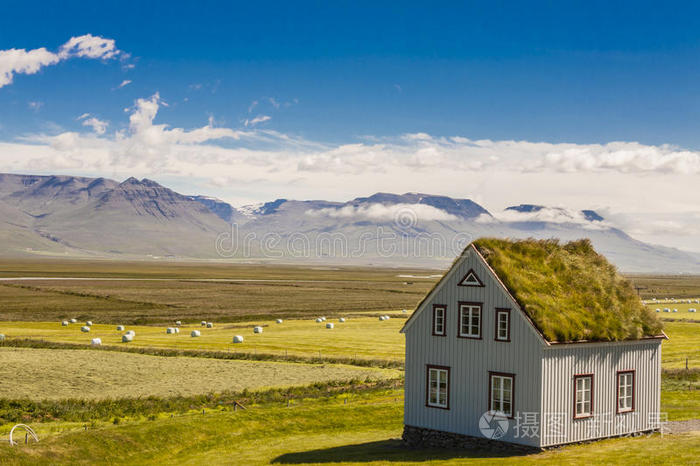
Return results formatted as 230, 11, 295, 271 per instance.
458, 269, 484, 287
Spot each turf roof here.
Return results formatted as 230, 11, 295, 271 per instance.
472, 238, 664, 343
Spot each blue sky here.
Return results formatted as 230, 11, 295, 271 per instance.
1, 1, 699, 251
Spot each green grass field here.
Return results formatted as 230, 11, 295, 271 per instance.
0, 388, 697, 465
0, 347, 399, 400
0, 261, 698, 465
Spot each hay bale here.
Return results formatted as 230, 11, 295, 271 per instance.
339, 317, 346, 323
86, 321, 93, 326
125, 330, 135, 336
191, 330, 201, 337
0, 334, 5, 342
673, 309, 678, 313
62, 320, 69, 326
201, 321, 207, 326
276, 319, 283, 324
253, 326, 263, 334
174, 327, 180, 333
175, 321, 182, 326
81, 326, 90, 332
321, 317, 327, 321
402, 309, 408, 313
116, 325, 125, 331
122, 334, 133, 343
91, 338, 102, 346
206, 322, 214, 328
166, 327, 176, 334
70, 318, 77, 323
326, 323, 334, 329
655, 309, 660, 312
233, 335, 244, 343
379, 316, 386, 321
316, 318, 323, 323
384, 315, 391, 320
690, 308, 697, 313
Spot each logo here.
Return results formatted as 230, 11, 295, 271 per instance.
393, 207, 418, 231
479, 410, 510, 439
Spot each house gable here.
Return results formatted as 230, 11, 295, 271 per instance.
401, 244, 547, 347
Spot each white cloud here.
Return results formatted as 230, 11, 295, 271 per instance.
244, 115, 271, 127
306, 203, 458, 223
28, 101, 43, 111
0, 34, 123, 89
476, 207, 610, 230
77, 114, 108, 135
118, 79, 132, 88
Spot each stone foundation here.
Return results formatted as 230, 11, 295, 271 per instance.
402, 425, 540, 453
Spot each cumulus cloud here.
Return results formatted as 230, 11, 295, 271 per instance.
306, 203, 458, 223
244, 115, 271, 127
476, 207, 610, 230
77, 113, 108, 135
0, 34, 123, 88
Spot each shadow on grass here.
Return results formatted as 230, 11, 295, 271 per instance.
271, 439, 533, 463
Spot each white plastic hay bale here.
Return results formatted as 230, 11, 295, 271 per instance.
655, 309, 660, 312
690, 308, 697, 313
673, 309, 678, 313
276, 319, 283, 324
384, 315, 391, 320
191, 330, 201, 337
315, 318, 323, 323
379, 316, 386, 321
320, 317, 326, 321
402, 309, 408, 313
125, 330, 135, 337
206, 322, 214, 328
91, 338, 102, 346
0, 334, 5, 342
70, 318, 77, 323
253, 326, 263, 334
122, 334, 133, 343
175, 321, 182, 326
81, 326, 90, 333
339, 317, 346, 323
166, 327, 176, 334
116, 325, 125, 331
233, 335, 244, 343
326, 323, 334, 329
663, 308, 670, 312
201, 321, 207, 326
174, 327, 180, 333
62, 320, 69, 326
86, 321, 93, 326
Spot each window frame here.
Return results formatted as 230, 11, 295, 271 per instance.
425, 364, 450, 410
457, 268, 485, 287
488, 371, 515, 419
494, 308, 511, 342
432, 304, 447, 337
457, 301, 482, 340
616, 370, 635, 414
573, 373, 594, 420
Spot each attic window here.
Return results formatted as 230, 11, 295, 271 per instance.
458, 269, 484, 287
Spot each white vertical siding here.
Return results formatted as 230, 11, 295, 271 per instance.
540, 340, 662, 447
404, 248, 544, 447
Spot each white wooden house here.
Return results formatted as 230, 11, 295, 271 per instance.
400, 239, 666, 449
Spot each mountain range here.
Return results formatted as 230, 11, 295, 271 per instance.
0, 173, 698, 273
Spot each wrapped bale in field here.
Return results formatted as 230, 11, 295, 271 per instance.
253, 326, 263, 334
326, 323, 334, 329
315, 318, 323, 323
70, 318, 77, 323
175, 321, 182, 326
339, 317, 346, 323
276, 319, 283, 324
62, 321, 69, 326
86, 321, 93, 326
81, 326, 90, 332
166, 327, 176, 334
116, 325, 125, 331
233, 335, 244, 343
191, 330, 201, 337
174, 327, 180, 333
122, 334, 133, 343
91, 338, 102, 346
0, 334, 5, 342
206, 322, 214, 328
125, 330, 135, 337
201, 321, 207, 326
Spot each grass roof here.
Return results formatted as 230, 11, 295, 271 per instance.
472, 238, 663, 343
